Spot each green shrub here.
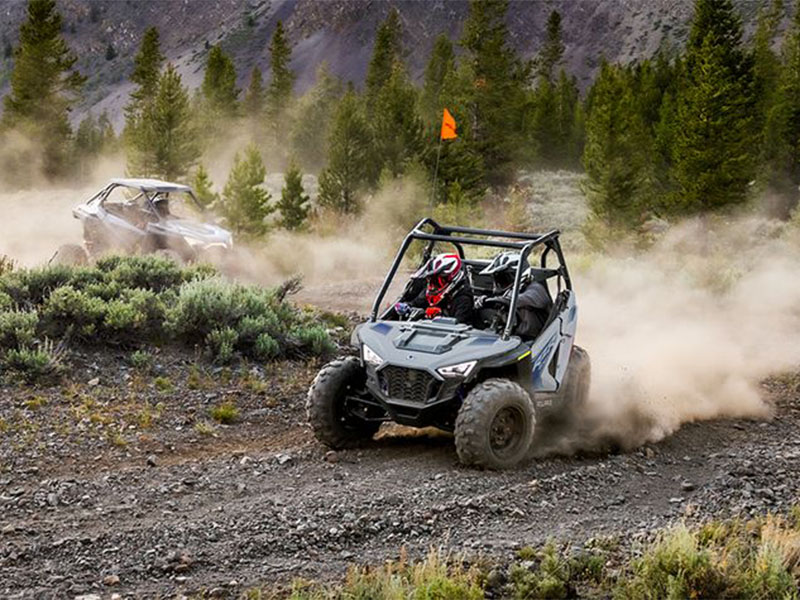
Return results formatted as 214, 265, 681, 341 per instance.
153, 376, 174, 393
509, 543, 570, 600
0, 310, 38, 349
0, 271, 30, 306
206, 327, 238, 363
0, 254, 13, 276
254, 333, 280, 360
292, 325, 335, 356
3, 340, 65, 383
103, 288, 166, 342
238, 314, 282, 344
97, 254, 185, 292
0, 290, 12, 311
82, 279, 122, 301
288, 548, 483, 599
40, 286, 106, 338
615, 526, 725, 600
16, 264, 74, 304
129, 349, 153, 370
210, 400, 239, 423
740, 543, 797, 599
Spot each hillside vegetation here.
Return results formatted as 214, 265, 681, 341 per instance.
0, 255, 335, 383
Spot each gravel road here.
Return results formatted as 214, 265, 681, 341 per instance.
1, 348, 798, 598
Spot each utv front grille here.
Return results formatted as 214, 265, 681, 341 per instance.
379, 366, 440, 403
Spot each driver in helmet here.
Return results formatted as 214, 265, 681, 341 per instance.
152, 193, 170, 218
478, 251, 552, 338
393, 253, 475, 324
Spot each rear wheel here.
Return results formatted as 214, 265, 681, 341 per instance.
307, 357, 381, 449
454, 378, 535, 469
51, 244, 88, 266
556, 345, 591, 419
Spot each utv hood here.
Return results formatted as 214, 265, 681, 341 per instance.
353, 319, 524, 372
145, 219, 232, 247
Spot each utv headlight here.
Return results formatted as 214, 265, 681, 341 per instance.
437, 360, 477, 378
362, 344, 383, 367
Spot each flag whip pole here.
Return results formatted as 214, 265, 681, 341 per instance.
430, 135, 443, 210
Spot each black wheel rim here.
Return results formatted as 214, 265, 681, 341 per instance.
489, 406, 525, 459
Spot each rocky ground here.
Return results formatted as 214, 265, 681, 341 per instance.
1, 343, 798, 598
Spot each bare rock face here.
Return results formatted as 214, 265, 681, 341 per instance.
0, 0, 767, 129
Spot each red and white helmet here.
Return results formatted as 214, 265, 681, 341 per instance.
416, 253, 465, 306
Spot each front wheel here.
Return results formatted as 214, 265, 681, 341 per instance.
51, 244, 88, 266
307, 357, 381, 449
454, 378, 535, 469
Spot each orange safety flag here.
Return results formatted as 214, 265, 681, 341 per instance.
440, 108, 458, 140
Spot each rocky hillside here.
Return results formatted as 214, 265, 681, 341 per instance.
0, 0, 769, 129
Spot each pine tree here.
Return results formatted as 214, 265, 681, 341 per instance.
277, 161, 310, 230
529, 73, 579, 168
461, 0, 529, 183
671, 0, 757, 212
420, 34, 456, 125
243, 66, 265, 119
754, 0, 785, 184
372, 60, 424, 178
583, 61, 654, 226
128, 27, 163, 105
768, 0, 800, 190
365, 8, 402, 113
192, 164, 218, 210
266, 21, 295, 128
220, 144, 273, 236
131, 64, 199, 181
123, 26, 164, 177
290, 63, 343, 172
537, 10, 565, 83
202, 45, 239, 116
75, 113, 100, 158
317, 91, 373, 214
3, 0, 85, 178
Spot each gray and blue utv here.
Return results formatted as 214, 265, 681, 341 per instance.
307, 219, 590, 469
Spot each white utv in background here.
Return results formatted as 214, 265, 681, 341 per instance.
307, 218, 591, 469
52, 178, 232, 265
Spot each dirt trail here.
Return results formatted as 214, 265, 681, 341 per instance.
1, 364, 798, 597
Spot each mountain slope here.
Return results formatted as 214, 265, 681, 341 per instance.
0, 0, 767, 129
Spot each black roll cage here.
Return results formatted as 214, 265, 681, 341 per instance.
370, 218, 572, 340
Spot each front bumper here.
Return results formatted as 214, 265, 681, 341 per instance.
363, 363, 463, 427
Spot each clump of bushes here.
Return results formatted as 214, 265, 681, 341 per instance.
0, 255, 336, 381
617, 516, 800, 599
210, 400, 239, 424
277, 511, 800, 599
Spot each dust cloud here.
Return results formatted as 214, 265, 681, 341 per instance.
568, 216, 800, 451
1, 152, 798, 454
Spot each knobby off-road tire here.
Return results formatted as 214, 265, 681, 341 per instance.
557, 345, 591, 419
51, 244, 88, 266
454, 378, 536, 469
307, 357, 381, 449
